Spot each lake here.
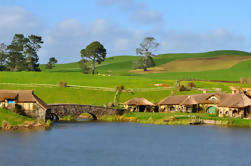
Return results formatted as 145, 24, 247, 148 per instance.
1, 121, 251, 166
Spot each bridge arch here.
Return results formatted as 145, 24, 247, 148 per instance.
49, 104, 121, 121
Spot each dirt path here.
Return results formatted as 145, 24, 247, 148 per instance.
0, 82, 173, 92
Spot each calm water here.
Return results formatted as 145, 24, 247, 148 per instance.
1, 122, 251, 166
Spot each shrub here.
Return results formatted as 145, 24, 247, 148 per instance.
187, 82, 196, 88
248, 77, 251, 84
240, 77, 247, 84
79, 59, 91, 74
46, 120, 53, 128
179, 85, 190, 91
58, 81, 67, 87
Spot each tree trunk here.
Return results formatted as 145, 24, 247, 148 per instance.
143, 56, 147, 71
92, 58, 95, 75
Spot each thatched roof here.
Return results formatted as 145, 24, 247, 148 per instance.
180, 96, 198, 105
0, 90, 49, 110
158, 93, 213, 105
158, 95, 188, 105
124, 98, 154, 106
158, 92, 251, 108
218, 93, 251, 108
200, 93, 227, 104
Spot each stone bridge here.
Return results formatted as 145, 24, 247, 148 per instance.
49, 104, 124, 120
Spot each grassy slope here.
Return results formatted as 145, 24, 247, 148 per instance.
144, 55, 251, 72
0, 108, 33, 126
0, 50, 251, 105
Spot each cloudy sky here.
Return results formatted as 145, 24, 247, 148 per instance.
0, 0, 251, 63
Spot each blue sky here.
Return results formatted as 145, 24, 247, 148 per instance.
0, 0, 251, 63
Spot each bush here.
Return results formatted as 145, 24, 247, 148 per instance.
132, 56, 155, 70
79, 59, 91, 74
187, 82, 196, 88
58, 81, 67, 87
248, 77, 251, 84
179, 85, 190, 91
240, 77, 247, 84
45, 63, 52, 69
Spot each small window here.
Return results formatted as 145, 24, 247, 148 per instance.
7, 99, 15, 104
170, 106, 175, 111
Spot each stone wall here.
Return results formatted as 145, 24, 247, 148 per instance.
49, 104, 124, 120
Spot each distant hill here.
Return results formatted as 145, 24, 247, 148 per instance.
41, 50, 251, 76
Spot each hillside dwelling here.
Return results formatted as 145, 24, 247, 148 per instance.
158, 92, 251, 118
158, 93, 213, 113
217, 93, 251, 118
158, 95, 187, 112
200, 93, 227, 114
124, 98, 155, 112
0, 90, 50, 121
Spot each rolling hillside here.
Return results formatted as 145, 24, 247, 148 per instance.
1, 50, 251, 105
40, 50, 251, 80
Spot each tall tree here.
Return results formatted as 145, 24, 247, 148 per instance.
0, 43, 7, 70
136, 37, 159, 71
6, 34, 27, 71
80, 41, 106, 75
25, 35, 43, 71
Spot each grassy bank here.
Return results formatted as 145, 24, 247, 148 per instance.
99, 112, 251, 127
0, 108, 34, 126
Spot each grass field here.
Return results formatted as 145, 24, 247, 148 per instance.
136, 55, 251, 73
0, 50, 251, 105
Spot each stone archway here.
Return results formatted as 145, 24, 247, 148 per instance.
84, 112, 97, 120
50, 113, 59, 121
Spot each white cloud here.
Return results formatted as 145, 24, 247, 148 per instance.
132, 9, 163, 24
100, 0, 163, 24
0, 6, 44, 43
39, 19, 144, 63
0, 6, 247, 64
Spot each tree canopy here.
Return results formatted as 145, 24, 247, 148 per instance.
0, 34, 43, 71
45, 57, 58, 69
80, 41, 106, 74
135, 37, 159, 71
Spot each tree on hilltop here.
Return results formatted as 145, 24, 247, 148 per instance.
80, 41, 106, 75
135, 37, 159, 71
45, 57, 58, 69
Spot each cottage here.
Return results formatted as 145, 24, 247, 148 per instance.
158, 95, 187, 112
158, 93, 213, 113
158, 92, 251, 118
200, 93, 227, 114
124, 98, 155, 112
217, 93, 251, 118
0, 90, 50, 121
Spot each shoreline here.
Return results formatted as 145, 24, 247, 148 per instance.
99, 112, 251, 128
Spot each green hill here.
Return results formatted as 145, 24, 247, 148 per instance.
41, 50, 251, 78
1, 50, 251, 105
